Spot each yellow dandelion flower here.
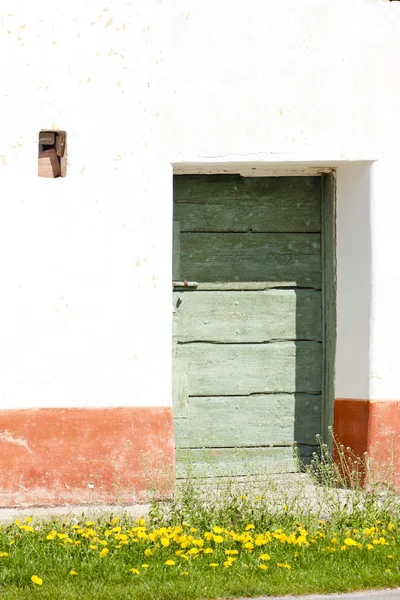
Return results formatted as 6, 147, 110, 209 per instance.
245, 524, 255, 531
331, 537, 338, 544
213, 535, 224, 543
135, 518, 146, 527
318, 520, 326, 526
341, 545, 347, 551
386, 569, 392, 574
204, 548, 213, 554
344, 538, 358, 547
31, 575, 43, 585
165, 560, 175, 566
256, 495, 263, 501
260, 553, 271, 561
259, 564, 268, 570
24, 517, 32, 523
225, 549, 239, 555
161, 537, 170, 547
284, 505, 288, 511
129, 568, 140, 575
141, 564, 149, 568
190, 527, 197, 533
388, 523, 395, 531
388, 555, 393, 559
187, 548, 199, 555
277, 563, 291, 569
209, 563, 219, 567
0, 552, 9, 557
111, 517, 120, 526
182, 571, 189, 576
69, 570, 78, 576
90, 545, 97, 550
213, 526, 223, 534
144, 548, 152, 557
223, 560, 232, 567
367, 544, 374, 550
15, 519, 21, 525
99, 548, 109, 558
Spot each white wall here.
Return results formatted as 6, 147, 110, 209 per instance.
0, 0, 399, 409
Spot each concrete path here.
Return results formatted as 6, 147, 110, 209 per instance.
239, 590, 400, 600
0, 504, 151, 523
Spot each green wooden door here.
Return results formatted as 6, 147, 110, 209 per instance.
172, 174, 334, 478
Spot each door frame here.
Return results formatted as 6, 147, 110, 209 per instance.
172, 166, 337, 451
321, 172, 336, 449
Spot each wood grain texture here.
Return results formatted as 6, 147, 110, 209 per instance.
174, 393, 321, 448
176, 446, 297, 478
173, 289, 321, 343
172, 174, 328, 477
180, 233, 321, 285
174, 174, 321, 206
173, 221, 181, 281
321, 173, 336, 448
172, 358, 189, 418
175, 202, 321, 233
176, 341, 322, 396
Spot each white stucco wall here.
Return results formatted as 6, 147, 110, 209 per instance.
0, 0, 399, 409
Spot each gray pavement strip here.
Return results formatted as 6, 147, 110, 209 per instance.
237, 589, 400, 600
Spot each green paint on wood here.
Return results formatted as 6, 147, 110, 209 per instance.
321, 173, 336, 449
176, 342, 321, 396
180, 233, 321, 285
173, 289, 321, 343
174, 393, 322, 448
172, 173, 334, 478
174, 202, 321, 233
174, 174, 321, 206
172, 221, 181, 280
176, 447, 297, 478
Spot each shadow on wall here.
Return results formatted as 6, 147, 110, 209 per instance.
335, 162, 373, 406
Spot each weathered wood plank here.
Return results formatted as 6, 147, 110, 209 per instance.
321, 173, 336, 448
180, 233, 321, 285
176, 447, 297, 478
174, 393, 321, 448
176, 341, 321, 396
173, 221, 181, 280
174, 202, 320, 233
172, 358, 189, 418
193, 282, 319, 290
174, 175, 321, 205
173, 290, 321, 343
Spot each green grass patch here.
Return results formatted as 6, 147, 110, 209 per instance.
1, 435, 400, 599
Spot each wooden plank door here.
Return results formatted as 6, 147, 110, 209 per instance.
172, 174, 334, 478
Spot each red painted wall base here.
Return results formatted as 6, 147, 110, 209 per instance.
0, 407, 175, 507
334, 399, 400, 489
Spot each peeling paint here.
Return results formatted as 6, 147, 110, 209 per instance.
0, 431, 33, 454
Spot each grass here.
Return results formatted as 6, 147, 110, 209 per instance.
0, 435, 400, 599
